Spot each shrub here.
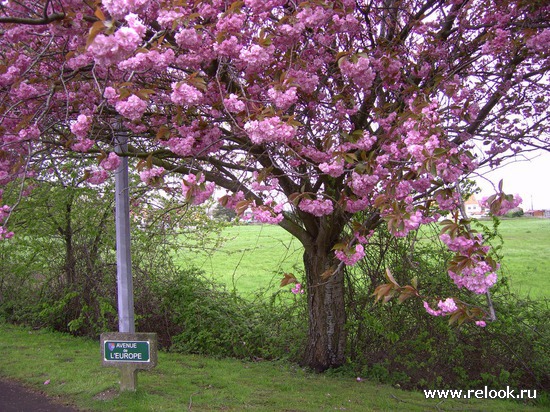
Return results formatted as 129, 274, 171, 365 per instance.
342, 223, 549, 398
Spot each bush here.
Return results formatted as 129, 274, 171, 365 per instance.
342, 223, 549, 399
135, 267, 307, 360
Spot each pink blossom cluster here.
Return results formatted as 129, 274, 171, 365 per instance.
102, 0, 148, 19
244, 0, 286, 13
70, 114, 92, 139
219, 191, 246, 210
223, 94, 246, 113
298, 198, 334, 217
182, 173, 215, 205
86, 169, 109, 185
339, 57, 376, 90
157, 10, 184, 28
0, 204, 14, 238
239, 45, 274, 74
440, 233, 479, 253
423, 298, 458, 316
448, 265, 498, 295
526, 29, 550, 53
0, 225, 14, 240
247, 205, 284, 224
267, 87, 298, 111
100, 152, 121, 171
214, 36, 242, 58
319, 160, 345, 177
440, 233, 498, 294
244, 117, 296, 144
291, 283, 305, 294
115, 95, 148, 121
165, 123, 222, 157
349, 172, 379, 197
118, 49, 175, 71
335, 244, 365, 266
139, 167, 165, 186
175, 28, 203, 50
88, 26, 143, 66
296, 5, 332, 28
170, 82, 203, 106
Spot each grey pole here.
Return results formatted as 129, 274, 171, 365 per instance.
115, 133, 135, 334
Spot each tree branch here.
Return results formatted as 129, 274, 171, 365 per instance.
0, 12, 66, 25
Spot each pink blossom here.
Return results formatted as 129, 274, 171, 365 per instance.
214, 36, 242, 58
244, 0, 286, 13
250, 207, 284, 224
87, 169, 109, 185
157, 10, 184, 28
0, 226, 15, 240
480, 194, 522, 216
140, 167, 165, 186
267, 87, 298, 111
244, 117, 296, 144
239, 45, 274, 73
335, 244, 365, 266
102, 0, 148, 18
70, 115, 92, 139
100, 152, 121, 171
223, 94, 246, 113
298, 198, 334, 217
72, 138, 95, 153
175, 28, 203, 50
182, 173, 215, 205
339, 57, 376, 90
291, 283, 305, 294
526, 29, 550, 53
423, 298, 458, 316
171, 82, 203, 106
448, 264, 498, 295
475, 320, 487, 327
319, 160, 345, 178
115, 95, 148, 121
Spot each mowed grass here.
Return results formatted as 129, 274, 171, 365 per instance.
175, 218, 549, 298
0, 322, 544, 412
490, 218, 550, 299
175, 224, 304, 296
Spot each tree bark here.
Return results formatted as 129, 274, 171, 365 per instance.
302, 243, 347, 371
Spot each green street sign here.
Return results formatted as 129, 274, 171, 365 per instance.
104, 340, 150, 363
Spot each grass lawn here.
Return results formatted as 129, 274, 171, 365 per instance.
491, 218, 550, 299
174, 224, 304, 296
174, 218, 549, 299
0, 322, 544, 412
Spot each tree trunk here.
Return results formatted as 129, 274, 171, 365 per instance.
302, 245, 347, 371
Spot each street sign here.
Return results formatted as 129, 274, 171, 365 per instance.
103, 340, 150, 362
101, 332, 157, 371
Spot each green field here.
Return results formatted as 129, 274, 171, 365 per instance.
492, 218, 550, 299
174, 218, 550, 298
175, 224, 304, 296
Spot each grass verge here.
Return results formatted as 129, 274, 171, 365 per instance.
0, 322, 544, 411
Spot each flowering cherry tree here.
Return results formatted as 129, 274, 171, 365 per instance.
1, 0, 548, 370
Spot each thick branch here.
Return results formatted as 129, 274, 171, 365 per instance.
0, 12, 65, 25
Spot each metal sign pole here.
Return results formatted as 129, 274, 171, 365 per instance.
114, 133, 135, 334
114, 132, 138, 391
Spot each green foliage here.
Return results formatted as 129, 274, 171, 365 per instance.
342, 223, 549, 398
135, 267, 306, 360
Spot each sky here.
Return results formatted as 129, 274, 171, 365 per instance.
474, 150, 550, 210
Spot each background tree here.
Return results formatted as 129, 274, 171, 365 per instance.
1, 0, 548, 370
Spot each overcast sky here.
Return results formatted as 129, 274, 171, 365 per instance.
474, 150, 550, 210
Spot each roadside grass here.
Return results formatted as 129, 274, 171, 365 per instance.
174, 218, 549, 299
0, 322, 544, 412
